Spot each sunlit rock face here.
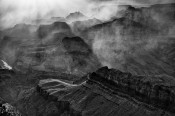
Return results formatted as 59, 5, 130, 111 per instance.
81, 3, 175, 77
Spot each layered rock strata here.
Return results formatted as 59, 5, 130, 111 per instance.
37, 67, 175, 116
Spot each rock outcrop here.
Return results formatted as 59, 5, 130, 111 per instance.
37, 22, 72, 39
66, 12, 87, 22
89, 67, 175, 113
0, 97, 21, 116
0, 68, 82, 116
0, 102, 21, 116
62, 36, 92, 55
37, 67, 175, 116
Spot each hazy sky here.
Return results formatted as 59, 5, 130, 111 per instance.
91, 0, 175, 4
0, 0, 174, 29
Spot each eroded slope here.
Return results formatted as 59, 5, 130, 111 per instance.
37, 67, 175, 116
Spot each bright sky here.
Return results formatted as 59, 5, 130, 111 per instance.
1, 0, 173, 29
0, 0, 92, 28
0, 0, 87, 17
0, 0, 120, 28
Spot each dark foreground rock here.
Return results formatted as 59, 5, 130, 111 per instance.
89, 67, 175, 113
36, 67, 175, 116
1, 67, 175, 116
0, 101, 21, 116
0, 68, 83, 116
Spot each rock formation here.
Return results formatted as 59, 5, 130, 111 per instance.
37, 67, 175, 116
37, 22, 72, 39
71, 18, 102, 35
80, 4, 175, 77
0, 97, 21, 116
0, 21, 101, 75
66, 12, 87, 22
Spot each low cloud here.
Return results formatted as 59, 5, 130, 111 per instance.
0, 0, 90, 29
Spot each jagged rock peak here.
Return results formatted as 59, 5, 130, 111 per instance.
66, 11, 86, 19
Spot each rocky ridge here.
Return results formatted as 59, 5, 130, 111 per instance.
37, 67, 175, 116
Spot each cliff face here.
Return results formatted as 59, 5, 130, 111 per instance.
0, 68, 82, 116
80, 4, 175, 77
36, 67, 175, 116
122, 4, 175, 34
37, 22, 72, 39
0, 21, 101, 76
71, 18, 102, 35
89, 67, 175, 113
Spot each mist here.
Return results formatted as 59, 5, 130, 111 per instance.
0, 0, 85, 29
1, 0, 175, 29
2, 0, 175, 29
0, 0, 174, 77
0, 0, 121, 29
